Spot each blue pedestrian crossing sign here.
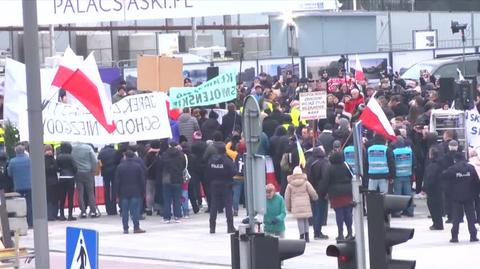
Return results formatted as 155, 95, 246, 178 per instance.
66, 227, 98, 269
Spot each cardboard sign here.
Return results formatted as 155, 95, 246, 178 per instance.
169, 71, 237, 109
299, 91, 327, 120
137, 55, 183, 92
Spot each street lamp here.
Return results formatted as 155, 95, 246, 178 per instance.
288, 23, 296, 75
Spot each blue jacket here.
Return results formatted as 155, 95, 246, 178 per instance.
7, 154, 32, 191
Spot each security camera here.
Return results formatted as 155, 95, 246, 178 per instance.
451, 21, 467, 34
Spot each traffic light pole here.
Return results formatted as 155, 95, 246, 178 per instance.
352, 122, 367, 269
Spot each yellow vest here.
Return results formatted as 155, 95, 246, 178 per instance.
0, 128, 4, 143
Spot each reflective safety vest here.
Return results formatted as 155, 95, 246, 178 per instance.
393, 147, 413, 177
344, 145, 356, 174
289, 107, 307, 127
0, 128, 4, 143
367, 144, 388, 174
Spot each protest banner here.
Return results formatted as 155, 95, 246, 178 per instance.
169, 70, 237, 109
299, 91, 327, 120
466, 108, 480, 149
38, 93, 172, 144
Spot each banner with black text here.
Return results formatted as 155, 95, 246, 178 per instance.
39, 93, 172, 144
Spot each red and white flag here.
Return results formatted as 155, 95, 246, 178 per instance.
359, 96, 396, 141
354, 55, 365, 81
51, 46, 80, 88
52, 51, 116, 133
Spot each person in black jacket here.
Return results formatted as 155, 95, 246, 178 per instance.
98, 144, 118, 215
205, 146, 236, 234
441, 156, 480, 243
269, 126, 290, 189
191, 133, 208, 211
325, 152, 353, 240
143, 141, 160, 216
44, 145, 58, 221
156, 142, 186, 223
221, 103, 242, 140
115, 150, 146, 234
307, 147, 330, 240
0, 152, 11, 192
201, 110, 221, 142
317, 123, 335, 155
423, 146, 444, 230
56, 143, 77, 221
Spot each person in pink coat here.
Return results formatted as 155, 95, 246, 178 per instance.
285, 166, 318, 242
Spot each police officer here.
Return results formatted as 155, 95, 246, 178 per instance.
365, 134, 395, 194
441, 153, 480, 243
205, 147, 236, 234
392, 136, 415, 217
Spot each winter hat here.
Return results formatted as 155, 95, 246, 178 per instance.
448, 140, 459, 152
333, 140, 342, 150
292, 166, 303, 175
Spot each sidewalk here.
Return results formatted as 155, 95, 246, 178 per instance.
17, 199, 480, 269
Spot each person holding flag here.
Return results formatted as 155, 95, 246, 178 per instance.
360, 94, 397, 194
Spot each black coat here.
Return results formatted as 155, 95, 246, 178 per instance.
262, 116, 280, 138
98, 145, 117, 177
44, 155, 58, 186
156, 147, 186, 185
270, 134, 290, 161
423, 158, 443, 194
205, 154, 236, 183
201, 118, 221, 141
115, 158, 145, 199
441, 161, 480, 202
325, 152, 352, 197
57, 153, 77, 179
221, 112, 242, 139
317, 130, 335, 155
307, 148, 329, 197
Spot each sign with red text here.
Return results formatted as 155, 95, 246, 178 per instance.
299, 91, 327, 120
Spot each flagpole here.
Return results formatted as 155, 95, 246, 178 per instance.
22, 0, 50, 268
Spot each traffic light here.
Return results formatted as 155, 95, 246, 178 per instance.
326, 239, 357, 269
366, 192, 416, 269
231, 229, 306, 269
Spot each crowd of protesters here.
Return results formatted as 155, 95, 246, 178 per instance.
1, 67, 480, 243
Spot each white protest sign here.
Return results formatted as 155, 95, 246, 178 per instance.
0, 0, 340, 27
299, 91, 327, 120
466, 108, 480, 149
39, 93, 172, 144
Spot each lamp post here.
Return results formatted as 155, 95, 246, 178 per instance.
288, 23, 296, 76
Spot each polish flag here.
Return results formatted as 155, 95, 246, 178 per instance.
359, 96, 396, 141
166, 100, 182, 120
51, 46, 81, 88
58, 53, 116, 133
354, 55, 365, 81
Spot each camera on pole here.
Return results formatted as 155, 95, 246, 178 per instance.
326, 239, 357, 269
231, 95, 306, 269
366, 192, 416, 269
